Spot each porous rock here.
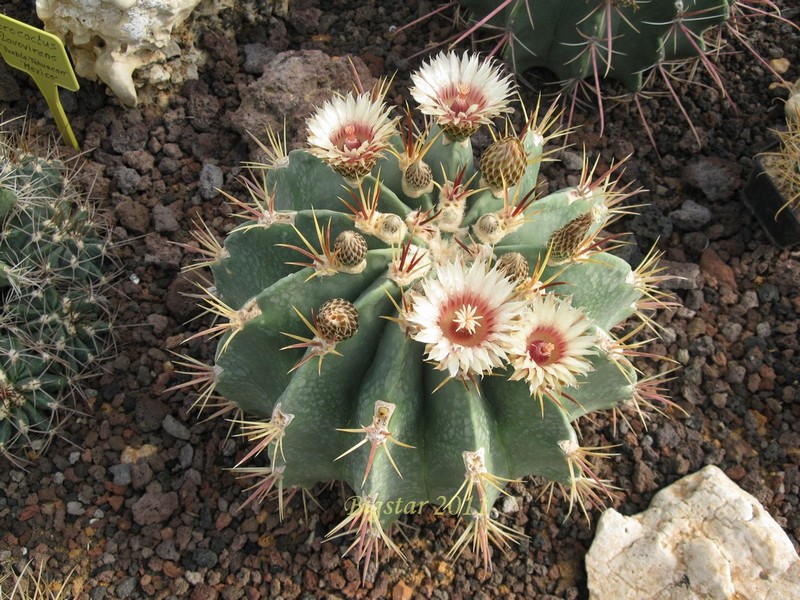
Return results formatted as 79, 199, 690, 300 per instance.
658, 260, 700, 290
116, 198, 150, 234
166, 269, 207, 321
682, 157, 742, 201
36, 0, 204, 107
198, 161, 224, 199
132, 490, 179, 525
232, 50, 375, 159
586, 465, 800, 600
36, 0, 288, 106
669, 199, 712, 232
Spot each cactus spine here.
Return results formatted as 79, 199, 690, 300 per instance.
181, 52, 675, 576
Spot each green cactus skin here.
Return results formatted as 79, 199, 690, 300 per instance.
183, 61, 675, 576
457, 0, 731, 92
0, 127, 114, 464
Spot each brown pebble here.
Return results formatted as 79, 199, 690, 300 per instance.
727, 465, 746, 481
104, 481, 128, 496
116, 198, 151, 234
633, 461, 658, 493
132, 491, 179, 526
758, 365, 776, 391
163, 561, 182, 578
700, 247, 737, 290
18, 505, 40, 522
325, 569, 346, 589
191, 585, 219, 600
303, 569, 318, 591
215, 513, 233, 530
392, 580, 413, 600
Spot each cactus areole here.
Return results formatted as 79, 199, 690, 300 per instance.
184, 52, 675, 576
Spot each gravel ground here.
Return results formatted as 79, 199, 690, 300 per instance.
1, 1, 799, 598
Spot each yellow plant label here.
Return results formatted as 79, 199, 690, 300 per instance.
0, 14, 80, 149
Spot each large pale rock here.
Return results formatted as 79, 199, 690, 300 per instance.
586, 465, 800, 600
36, 0, 204, 106
35, 0, 289, 107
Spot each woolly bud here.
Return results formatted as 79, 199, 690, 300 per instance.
480, 137, 526, 195
379, 213, 407, 243
473, 213, 502, 244
495, 252, 528, 283
402, 160, 434, 198
549, 212, 593, 262
1, 382, 26, 408
333, 230, 368, 267
317, 298, 359, 342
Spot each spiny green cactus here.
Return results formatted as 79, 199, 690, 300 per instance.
448, 0, 793, 136
0, 121, 115, 464
180, 52, 676, 577
459, 0, 730, 88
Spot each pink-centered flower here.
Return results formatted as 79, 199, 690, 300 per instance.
306, 92, 397, 181
410, 51, 515, 142
509, 295, 596, 394
404, 259, 527, 379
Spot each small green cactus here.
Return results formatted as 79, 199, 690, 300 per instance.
181, 52, 676, 576
0, 120, 115, 464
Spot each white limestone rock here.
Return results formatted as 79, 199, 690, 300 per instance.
36, 0, 203, 106
586, 464, 800, 600
36, 0, 288, 107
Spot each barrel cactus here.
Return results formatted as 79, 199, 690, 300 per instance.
457, 0, 731, 87
0, 123, 114, 464
448, 0, 792, 135
181, 52, 675, 575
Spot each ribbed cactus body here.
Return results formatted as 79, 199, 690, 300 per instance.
185, 53, 672, 572
205, 136, 637, 512
0, 140, 113, 459
459, 0, 731, 92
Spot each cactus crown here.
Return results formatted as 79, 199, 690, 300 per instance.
0, 118, 116, 465
181, 52, 677, 578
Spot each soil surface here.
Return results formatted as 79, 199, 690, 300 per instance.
1, 1, 800, 599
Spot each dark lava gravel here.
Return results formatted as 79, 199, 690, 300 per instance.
1, 0, 799, 598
